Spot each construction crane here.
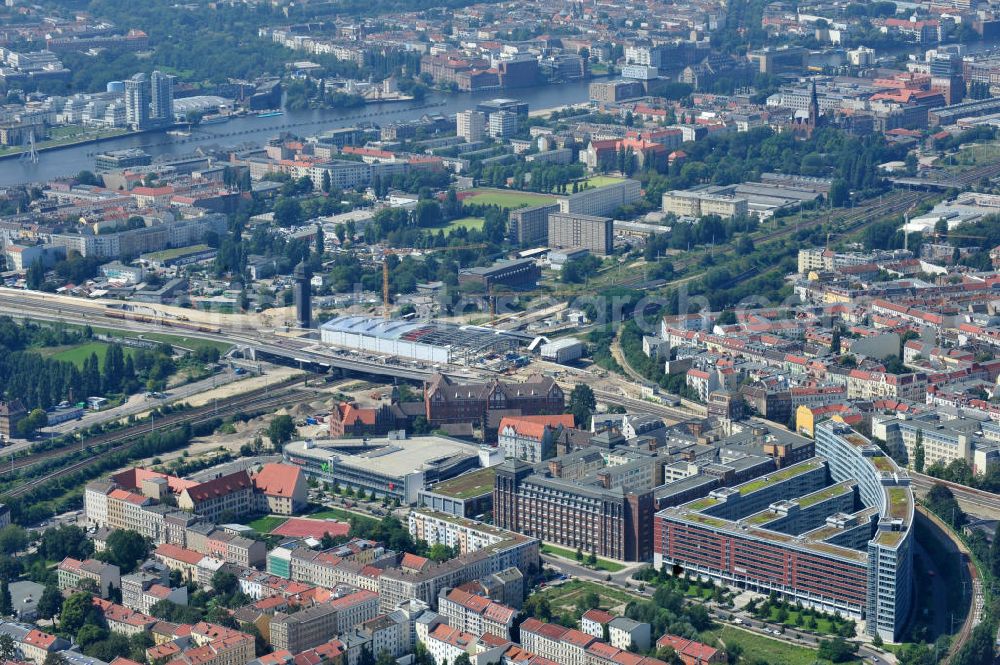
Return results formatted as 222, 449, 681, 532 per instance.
381, 243, 488, 319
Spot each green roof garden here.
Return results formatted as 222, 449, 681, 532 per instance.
738, 461, 821, 496
428, 467, 496, 499
876, 530, 904, 547
745, 511, 779, 526
887, 487, 911, 521
684, 512, 727, 528
687, 497, 719, 511
871, 456, 895, 473
797, 483, 851, 509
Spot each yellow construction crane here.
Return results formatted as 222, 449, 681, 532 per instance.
382, 244, 488, 319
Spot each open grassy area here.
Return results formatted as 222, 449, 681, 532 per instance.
309, 505, 378, 527
701, 627, 860, 665
445, 217, 485, 231
143, 243, 211, 262
428, 467, 495, 499
247, 515, 288, 534
533, 579, 641, 615
56, 322, 233, 355
541, 543, 625, 572
46, 341, 136, 367
580, 176, 626, 189
464, 188, 557, 209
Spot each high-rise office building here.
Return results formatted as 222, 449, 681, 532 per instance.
456, 110, 486, 142
150, 70, 175, 123
124, 73, 150, 131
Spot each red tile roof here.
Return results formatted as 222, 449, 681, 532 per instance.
183, 471, 252, 503
253, 463, 303, 498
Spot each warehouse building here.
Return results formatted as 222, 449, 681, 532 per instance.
319, 316, 520, 365
458, 258, 541, 290
283, 433, 482, 504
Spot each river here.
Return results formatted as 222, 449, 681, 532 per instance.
0, 79, 595, 186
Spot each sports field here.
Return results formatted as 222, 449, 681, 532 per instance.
464, 188, 557, 209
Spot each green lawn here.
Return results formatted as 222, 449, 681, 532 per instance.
47, 341, 136, 368
533, 579, 641, 613
247, 515, 288, 533
445, 217, 485, 231
309, 505, 378, 527
464, 188, 557, 209
580, 176, 626, 189
541, 543, 626, 572
143, 243, 211, 262
702, 627, 860, 665
57, 323, 233, 355
762, 607, 841, 636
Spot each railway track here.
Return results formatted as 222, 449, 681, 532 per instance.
0, 376, 308, 476
1, 383, 322, 499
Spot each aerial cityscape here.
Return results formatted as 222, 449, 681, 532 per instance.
4, 0, 1000, 663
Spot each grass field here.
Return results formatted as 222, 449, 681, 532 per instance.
143, 243, 211, 262
445, 217, 485, 231
309, 505, 378, 527
247, 515, 288, 533
464, 188, 557, 209
47, 341, 136, 367
701, 627, 860, 665
580, 176, 625, 189
533, 580, 641, 615
541, 543, 625, 572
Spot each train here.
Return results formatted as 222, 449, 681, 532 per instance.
103, 308, 222, 334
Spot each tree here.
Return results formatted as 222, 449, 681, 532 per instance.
0, 525, 28, 556
427, 543, 453, 563
0, 581, 11, 616
103, 529, 148, 574
829, 179, 850, 207
0, 634, 15, 662
568, 384, 596, 428
37, 583, 63, 620
212, 571, 238, 597
454, 655, 472, 665
321, 170, 332, 194
990, 522, 1000, 580
817, 637, 856, 663
913, 430, 925, 473
268, 415, 297, 448
60, 591, 102, 634
15, 408, 48, 439
830, 327, 841, 355
43, 653, 66, 665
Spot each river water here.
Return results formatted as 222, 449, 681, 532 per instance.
0, 79, 595, 186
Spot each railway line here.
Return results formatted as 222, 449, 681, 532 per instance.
0, 381, 322, 499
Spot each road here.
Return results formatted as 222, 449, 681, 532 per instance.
42, 367, 245, 436
910, 472, 1000, 519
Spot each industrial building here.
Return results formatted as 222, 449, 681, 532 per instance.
458, 258, 541, 290
319, 316, 520, 364
653, 421, 913, 643
283, 433, 482, 504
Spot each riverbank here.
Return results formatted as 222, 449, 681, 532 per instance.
0, 128, 135, 162
0, 78, 595, 185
